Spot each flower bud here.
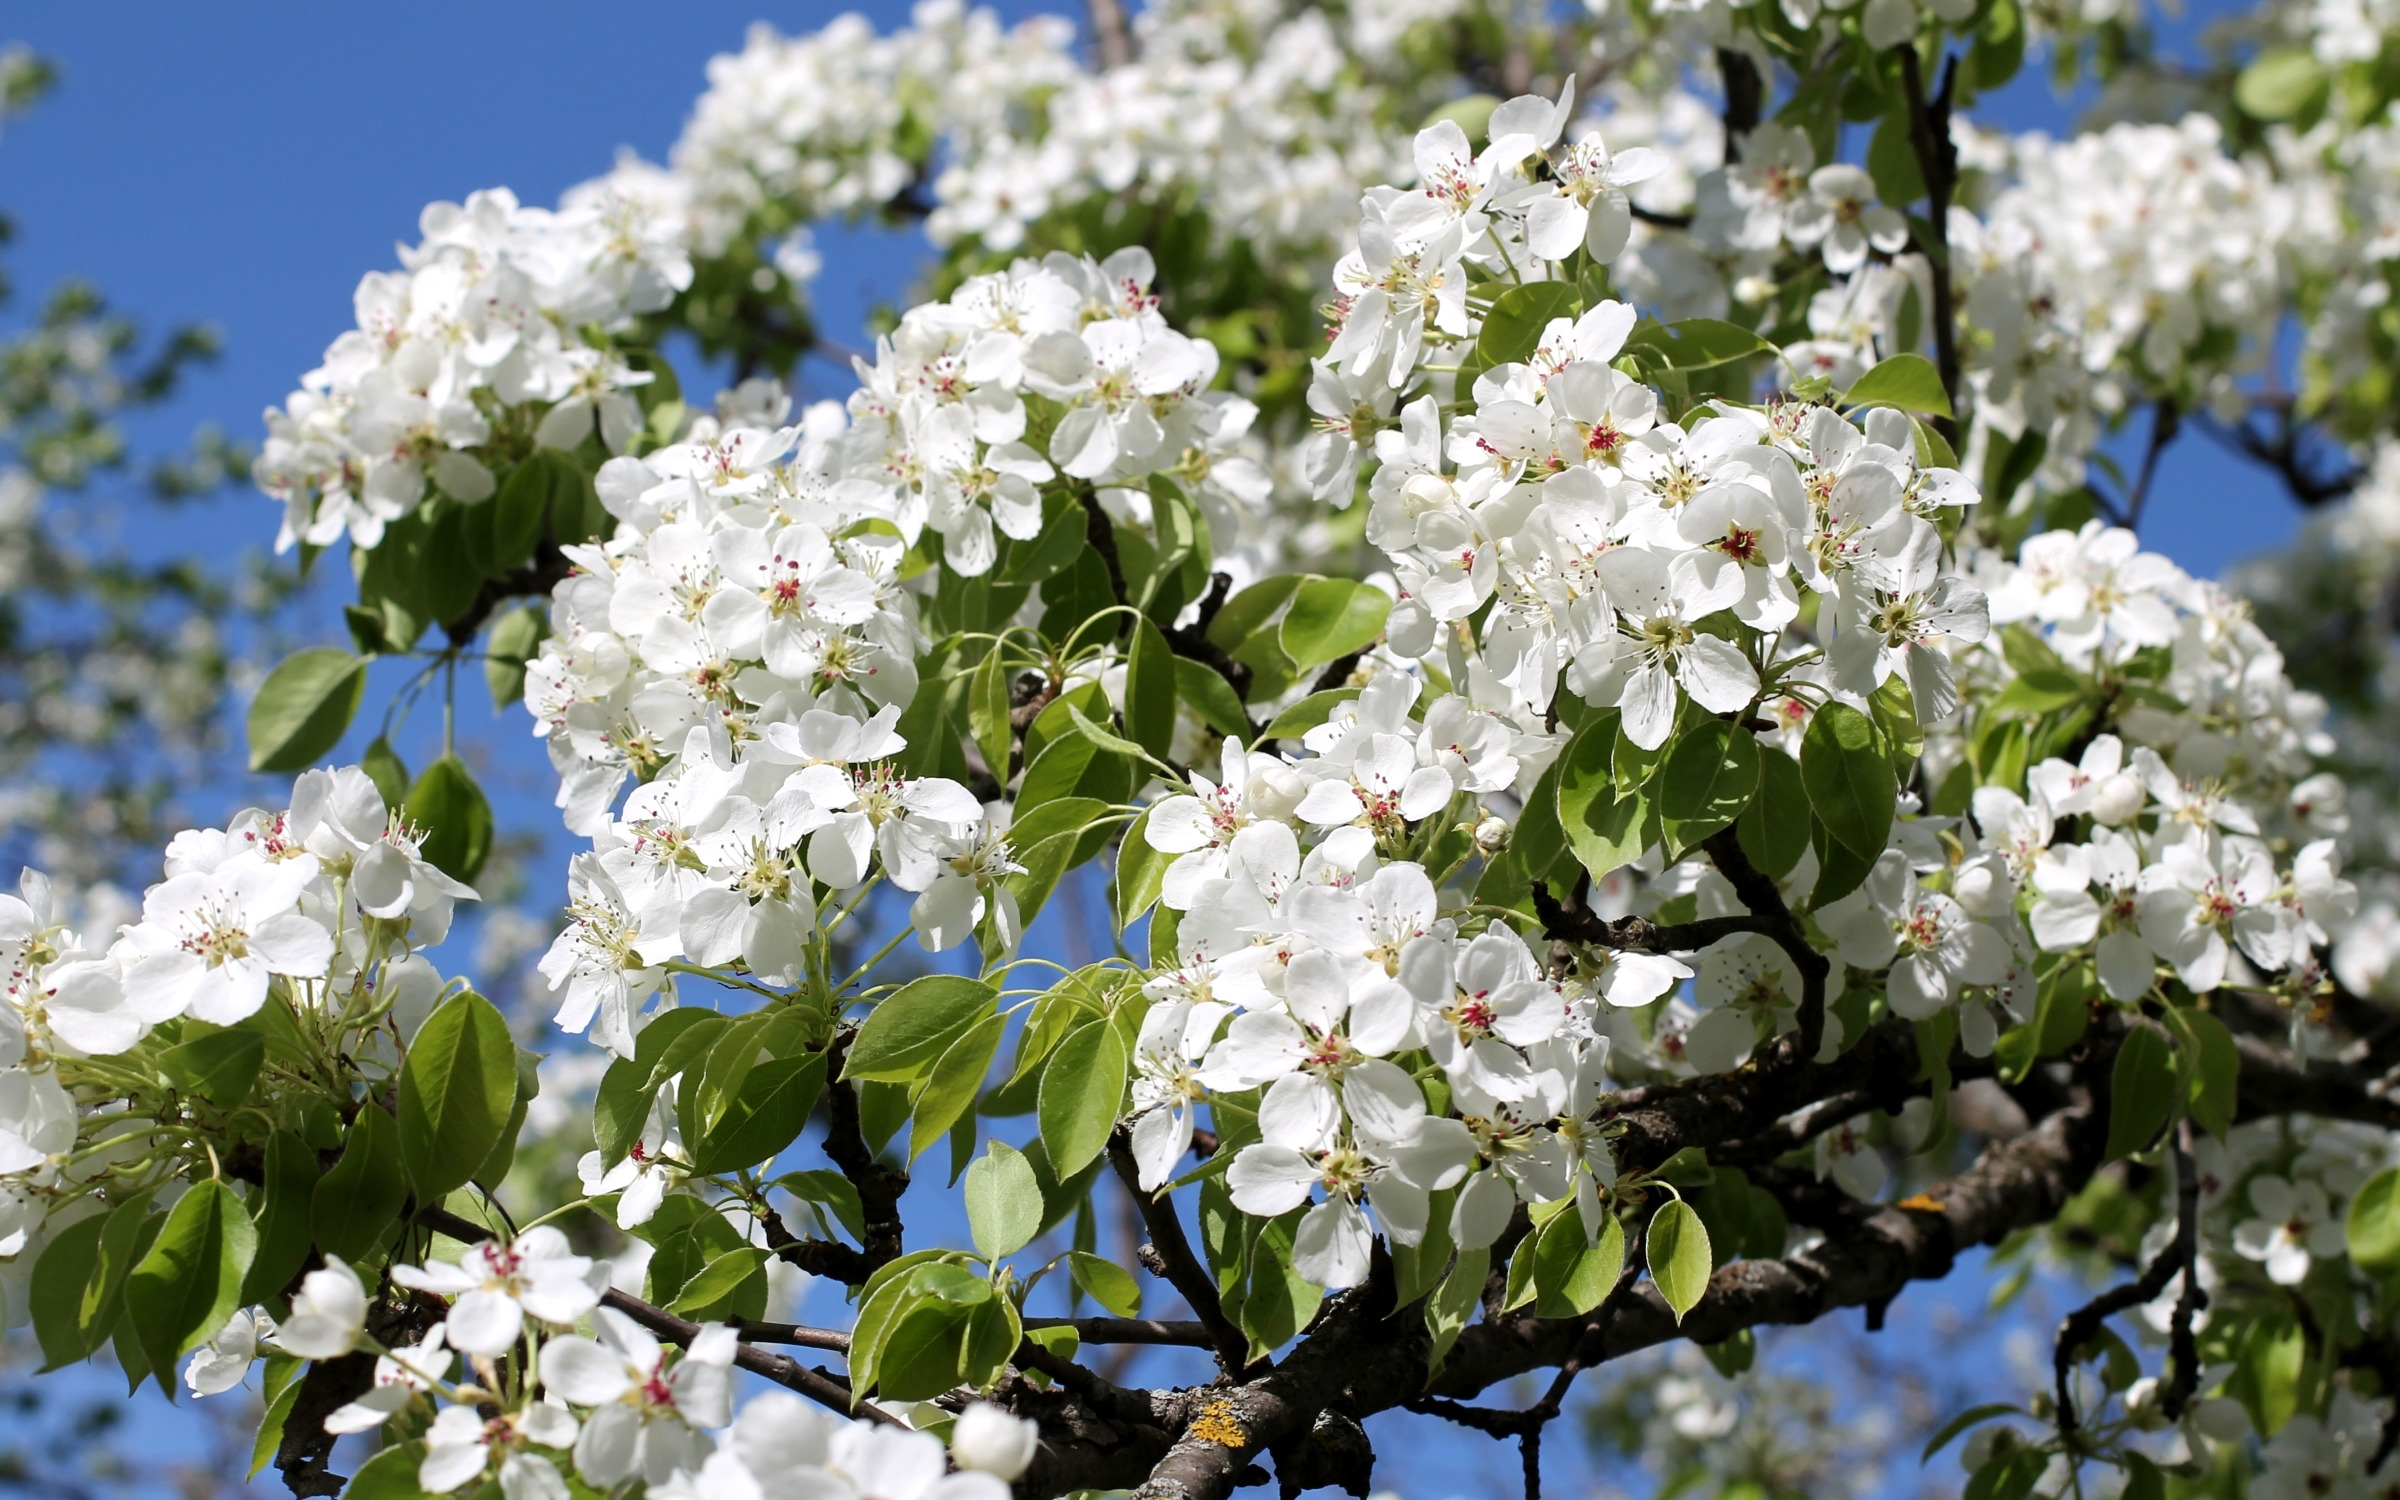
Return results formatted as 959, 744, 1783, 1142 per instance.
951, 1401, 1038, 1480
1472, 816, 1510, 855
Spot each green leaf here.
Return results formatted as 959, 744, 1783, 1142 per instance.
1003, 796, 1113, 930
1842, 353, 1953, 418
2104, 1024, 2177, 1162
1278, 578, 1390, 669
247, 648, 368, 773
31, 1215, 107, 1369
242, 1129, 322, 1305
1038, 1020, 1127, 1176
970, 646, 1013, 785
1921, 1403, 2023, 1463
1478, 282, 1582, 367
1533, 1208, 1624, 1317
1556, 713, 1653, 883
360, 735, 411, 811
313, 1104, 407, 1264
2348, 1166, 2400, 1276
910, 1014, 1005, 1163
595, 1009, 725, 1164
1425, 1245, 1490, 1377
1623, 317, 1777, 371
249, 1368, 302, 1479
996, 495, 1090, 584
1261, 687, 1363, 743
161, 1027, 267, 1109
1659, 719, 1760, 856
1173, 657, 1251, 738
1866, 112, 1925, 208
2235, 47, 2327, 122
125, 1179, 256, 1390
691, 1051, 826, 1176
2175, 1007, 2238, 1140
1646, 1198, 1713, 1324
1735, 746, 1809, 879
847, 976, 998, 1082
421, 501, 485, 626
490, 453, 554, 573
398, 990, 517, 1200
81, 1190, 162, 1357
404, 753, 493, 884
1066, 1249, 1143, 1317
1063, 703, 1151, 762
1990, 668, 2087, 718
1125, 617, 1179, 762
1800, 703, 1894, 861
668, 1247, 770, 1318
484, 604, 548, 712
1113, 808, 1171, 931
1204, 574, 1304, 652
342, 1441, 434, 1500
966, 1140, 1044, 1261
876, 1302, 977, 1401
2120, 1452, 2165, 1500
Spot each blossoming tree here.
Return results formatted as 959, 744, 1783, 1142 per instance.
13, 0, 2400, 1496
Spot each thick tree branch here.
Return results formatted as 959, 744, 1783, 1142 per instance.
1086, 1095, 2106, 1500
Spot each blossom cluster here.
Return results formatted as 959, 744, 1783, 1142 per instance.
0, 766, 472, 1322
254, 182, 694, 552
1131, 677, 1657, 1286
181, 1228, 1043, 1500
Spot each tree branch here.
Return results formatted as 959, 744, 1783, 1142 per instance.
414, 1202, 895, 1424
1108, 1128, 1252, 1373
2052, 1116, 2197, 1433
1896, 44, 1962, 448
1025, 1316, 1217, 1346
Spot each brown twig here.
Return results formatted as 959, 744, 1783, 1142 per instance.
1107, 1127, 1251, 1373
1896, 44, 1962, 449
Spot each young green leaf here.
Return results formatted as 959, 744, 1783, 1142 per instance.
125, 1179, 257, 1389
1646, 1198, 1714, 1324
360, 735, 412, 810
1125, 616, 1179, 761
1173, 657, 1252, 737
965, 1140, 1044, 1261
1735, 746, 1809, 879
1800, 703, 1895, 860
1278, 578, 1390, 669
404, 753, 494, 884
846, 976, 998, 1082
1038, 1020, 1128, 1176
398, 990, 517, 1200
312, 1104, 407, 1263
2104, 1024, 2178, 1162
690, 1052, 826, 1176
910, 1014, 1006, 1163
160, 1027, 267, 1109
1842, 352, 1953, 417
1477, 282, 1581, 367
1659, 718, 1760, 855
240, 1129, 321, 1306
483, 604, 549, 712
247, 648, 368, 773
1066, 1249, 1143, 1317
2348, 1166, 2400, 1276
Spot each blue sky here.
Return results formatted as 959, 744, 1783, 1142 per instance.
0, 5, 2278, 1496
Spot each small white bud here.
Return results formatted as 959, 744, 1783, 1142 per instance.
1472, 816, 1511, 855
951, 1401, 1039, 1481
